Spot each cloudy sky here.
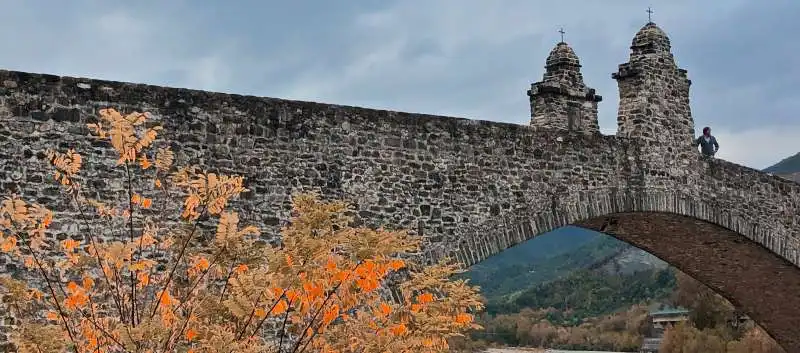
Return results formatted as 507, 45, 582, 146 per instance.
1, 0, 798, 169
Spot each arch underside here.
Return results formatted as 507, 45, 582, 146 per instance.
579, 212, 800, 352
447, 189, 800, 351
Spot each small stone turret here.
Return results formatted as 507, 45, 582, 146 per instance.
528, 41, 602, 134
613, 22, 694, 152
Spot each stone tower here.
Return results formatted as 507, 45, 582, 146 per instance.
613, 22, 694, 154
528, 41, 602, 133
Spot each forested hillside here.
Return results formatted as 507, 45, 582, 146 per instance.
764, 152, 800, 182
463, 226, 668, 303
764, 152, 800, 174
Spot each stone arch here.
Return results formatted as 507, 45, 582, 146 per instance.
446, 188, 800, 351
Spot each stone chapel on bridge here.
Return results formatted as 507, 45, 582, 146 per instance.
527, 21, 694, 158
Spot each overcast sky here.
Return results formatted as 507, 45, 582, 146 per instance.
1, 0, 798, 169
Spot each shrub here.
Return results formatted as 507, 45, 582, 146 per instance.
0, 108, 483, 353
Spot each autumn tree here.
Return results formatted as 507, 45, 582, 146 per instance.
0, 108, 484, 353
670, 271, 734, 330
665, 270, 786, 352
727, 327, 786, 353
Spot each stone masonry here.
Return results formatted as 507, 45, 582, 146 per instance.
1, 22, 800, 350
614, 22, 695, 167
528, 42, 602, 134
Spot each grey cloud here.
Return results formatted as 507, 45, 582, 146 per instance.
1, 0, 798, 167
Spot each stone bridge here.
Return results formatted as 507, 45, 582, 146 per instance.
1, 22, 800, 350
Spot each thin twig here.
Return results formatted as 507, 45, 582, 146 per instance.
124, 162, 138, 326
244, 258, 310, 341
70, 191, 125, 319
289, 261, 364, 353
218, 257, 238, 301
172, 247, 225, 314
86, 294, 130, 350
149, 204, 208, 319
134, 167, 171, 322
16, 230, 78, 349
163, 303, 196, 351
277, 295, 297, 351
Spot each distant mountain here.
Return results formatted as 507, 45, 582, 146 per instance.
465, 226, 597, 296
464, 227, 607, 298
764, 152, 800, 181
597, 245, 668, 275
463, 227, 668, 301
462, 222, 674, 323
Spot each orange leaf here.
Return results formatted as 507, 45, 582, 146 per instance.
390, 324, 408, 336
82, 276, 95, 290
271, 299, 288, 315
379, 302, 392, 316
141, 198, 152, 209
61, 239, 79, 252
254, 307, 266, 318
324, 257, 337, 271
159, 291, 175, 308
139, 156, 152, 170
388, 259, 405, 271
1, 236, 17, 252
322, 304, 340, 326
234, 264, 248, 275
41, 212, 53, 228
46, 311, 59, 321
137, 272, 150, 287
193, 256, 210, 272
285, 289, 300, 302
154, 178, 162, 188
455, 313, 473, 324
417, 292, 434, 304
66, 281, 80, 294
185, 328, 197, 341
303, 282, 323, 300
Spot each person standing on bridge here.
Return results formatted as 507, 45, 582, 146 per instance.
694, 126, 719, 157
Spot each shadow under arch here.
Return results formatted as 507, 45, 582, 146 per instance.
448, 189, 800, 351
577, 212, 800, 352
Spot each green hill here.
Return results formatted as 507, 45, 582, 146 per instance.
764, 152, 800, 174
485, 267, 676, 323
462, 227, 674, 321
464, 226, 600, 297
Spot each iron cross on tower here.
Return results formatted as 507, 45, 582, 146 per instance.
558, 27, 565, 43
646, 7, 654, 23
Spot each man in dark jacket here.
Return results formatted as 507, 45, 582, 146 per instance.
694, 126, 719, 157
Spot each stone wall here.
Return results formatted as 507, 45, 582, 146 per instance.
0, 70, 633, 258
613, 22, 694, 175
528, 42, 602, 134
1, 67, 799, 267
1, 67, 799, 263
